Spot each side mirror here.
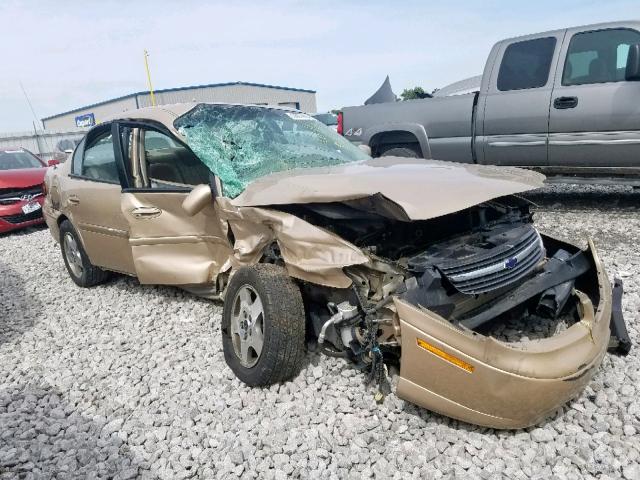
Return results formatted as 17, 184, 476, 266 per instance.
626, 44, 640, 81
358, 144, 372, 156
182, 184, 213, 216
47, 159, 60, 167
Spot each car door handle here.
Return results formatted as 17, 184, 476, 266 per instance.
131, 206, 162, 219
553, 96, 578, 109
67, 195, 80, 205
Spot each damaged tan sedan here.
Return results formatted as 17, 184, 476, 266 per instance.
43, 103, 630, 429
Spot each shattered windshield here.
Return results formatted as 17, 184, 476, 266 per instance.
174, 104, 370, 198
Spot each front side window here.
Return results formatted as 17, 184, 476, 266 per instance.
497, 37, 557, 91
562, 29, 640, 85
174, 104, 369, 198
81, 131, 119, 183
142, 129, 210, 188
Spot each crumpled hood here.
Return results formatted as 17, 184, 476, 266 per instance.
231, 157, 545, 220
0, 168, 47, 189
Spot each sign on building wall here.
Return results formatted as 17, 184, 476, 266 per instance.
75, 113, 95, 128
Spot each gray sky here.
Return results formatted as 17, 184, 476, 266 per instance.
0, 0, 636, 132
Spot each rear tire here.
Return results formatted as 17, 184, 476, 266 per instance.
59, 220, 110, 287
222, 264, 306, 386
380, 146, 421, 158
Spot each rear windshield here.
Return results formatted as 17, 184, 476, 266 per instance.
0, 150, 43, 170
174, 104, 368, 198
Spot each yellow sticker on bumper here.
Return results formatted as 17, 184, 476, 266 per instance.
417, 338, 475, 373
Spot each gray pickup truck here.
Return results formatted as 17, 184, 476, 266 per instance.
341, 21, 640, 185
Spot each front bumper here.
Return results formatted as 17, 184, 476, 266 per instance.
0, 197, 45, 234
395, 239, 612, 429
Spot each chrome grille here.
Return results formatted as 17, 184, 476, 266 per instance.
437, 226, 544, 295
0, 185, 43, 205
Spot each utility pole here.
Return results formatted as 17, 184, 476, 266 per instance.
144, 50, 157, 107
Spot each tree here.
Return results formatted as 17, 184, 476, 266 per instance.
400, 87, 432, 101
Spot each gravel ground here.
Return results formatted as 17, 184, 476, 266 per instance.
0, 185, 639, 480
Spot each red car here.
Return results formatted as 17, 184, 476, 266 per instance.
0, 148, 56, 234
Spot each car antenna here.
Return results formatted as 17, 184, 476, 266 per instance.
20, 81, 52, 154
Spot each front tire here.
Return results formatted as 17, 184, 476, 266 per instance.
59, 220, 109, 287
380, 146, 420, 158
222, 264, 306, 386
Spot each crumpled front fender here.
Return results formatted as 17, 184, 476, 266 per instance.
216, 198, 369, 288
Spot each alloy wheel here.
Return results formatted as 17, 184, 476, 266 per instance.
230, 285, 265, 368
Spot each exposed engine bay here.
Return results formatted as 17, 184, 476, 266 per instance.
271, 195, 621, 392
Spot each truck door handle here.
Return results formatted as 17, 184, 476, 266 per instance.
553, 96, 578, 109
67, 195, 80, 205
131, 206, 162, 219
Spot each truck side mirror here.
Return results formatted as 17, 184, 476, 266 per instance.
625, 44, 640, 81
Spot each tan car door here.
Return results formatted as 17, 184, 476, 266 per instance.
118, 125, 231, 285
63, 123, 135, 274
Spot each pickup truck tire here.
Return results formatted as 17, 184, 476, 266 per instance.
221, 264, 306, 386
380, 146, 420, 158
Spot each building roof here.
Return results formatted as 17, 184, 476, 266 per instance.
41, 81, 317, 121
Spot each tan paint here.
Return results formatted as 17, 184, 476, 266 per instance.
395, 239, 611, 429
122, 191, 232, 285
182, 184, 214, 217
108, 103, 545, 222
43, 154, 135, 274
216, 197, 369, 288
43, 104, 616, 429
230, 157, 545, 221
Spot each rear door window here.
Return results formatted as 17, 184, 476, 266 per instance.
71, 138, 85, 175
497, 37, 557, 91
562, 28, 640, 85
81, 131, 120, 183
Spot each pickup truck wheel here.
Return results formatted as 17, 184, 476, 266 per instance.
59, 220, 110, 287
380, 146, 420, 158
222, 264, 306, 386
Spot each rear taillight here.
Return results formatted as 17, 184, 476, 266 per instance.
337, 112, 343, 135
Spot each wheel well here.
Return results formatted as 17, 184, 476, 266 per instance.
369, 131, 422, 157
57, 214, 68, 227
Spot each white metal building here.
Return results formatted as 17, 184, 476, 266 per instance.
0, 128, 87, 162
41, 82, 318, 130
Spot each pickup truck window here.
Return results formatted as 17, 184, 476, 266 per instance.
562, 28, 640, 85
497, 37, 556, 91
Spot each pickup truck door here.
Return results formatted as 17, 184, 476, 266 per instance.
548, 26, 640, 167
478, 32, 564, 166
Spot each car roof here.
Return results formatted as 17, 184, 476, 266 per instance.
499, 20, 640, 44
101, 102, 304, 139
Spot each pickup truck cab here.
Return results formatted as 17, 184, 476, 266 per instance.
341, 21, 640, 185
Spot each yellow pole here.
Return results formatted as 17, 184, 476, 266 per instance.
144, 50, 156, 107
